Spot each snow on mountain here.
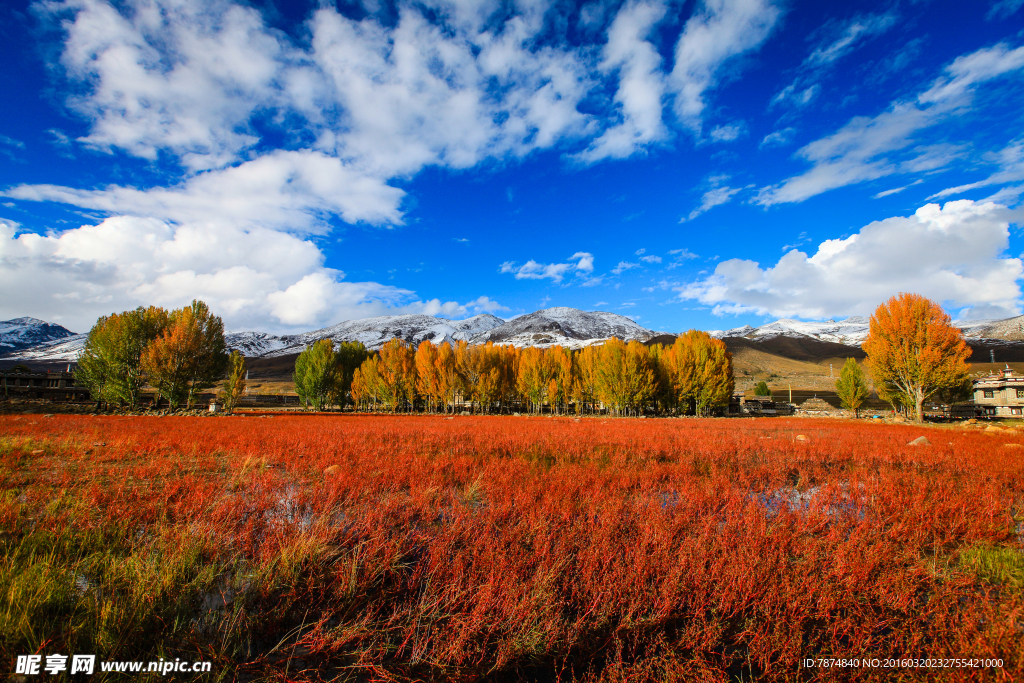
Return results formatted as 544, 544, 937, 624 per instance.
956, 315, 1024, 341
0, 317, 78, 353
7, 309, 1023, 363
230, 313, 507, 357
471, 307, 658, 349
709, 317, 871, 346
2, 333, 87, 362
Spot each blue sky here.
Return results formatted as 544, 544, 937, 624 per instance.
1, 0, 1023, 334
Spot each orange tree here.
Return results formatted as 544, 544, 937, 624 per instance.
861, 293, 971, 422
142, 300, 227, 409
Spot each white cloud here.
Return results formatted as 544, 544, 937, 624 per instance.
611, 261, 641, 274
679, 200, 1023, 319
668, 248, 699, 259
756, 43, 1024, 206
640, 255, 662, 263
770, 12, 895, 111
574, 0, 669, 162
6, 150, 405, 231
872, 180, 922, 199
988, 0, 1024, 20
499, 252, 594, 283
930, 139, 1024, 200
708, 123, 744, 142
669, 0, 783, 132
0, 215, 494, 332
684, 184, 743, 221
759, 127, 796, 148
805, 13, 897, 69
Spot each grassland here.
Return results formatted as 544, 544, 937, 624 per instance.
1, 414, 1022, 681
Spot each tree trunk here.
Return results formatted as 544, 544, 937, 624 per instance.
915, 387, 924, 423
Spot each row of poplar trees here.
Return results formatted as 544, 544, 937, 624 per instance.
77, 301, 247, 410
294, 331, 734, 416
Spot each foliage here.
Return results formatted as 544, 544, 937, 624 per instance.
76, 306, 168, 407
141, 301, 228, 409
834, 357, 869, 417
862, 293, 972, 422
334, 341, 369, 408
2, 414, 1022, 681
753, 381, 771, 397
376, 339, 416, 412
294, 339, 341, 411
221, 350, 247, 414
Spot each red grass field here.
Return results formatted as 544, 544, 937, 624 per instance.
1, 414, 1022, 681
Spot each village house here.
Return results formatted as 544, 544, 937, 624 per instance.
972, 366, 1024, 418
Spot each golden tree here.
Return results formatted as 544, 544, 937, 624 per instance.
862, 293, 971, 422
594, 338, 655, 416
351, 356, 383, 411
415, 341, 441, 413
434, 342, 465, 414
517, 346, 554, 414
142, 301, 227, 409
572, 344, 600, 414
377, 338, 416, 412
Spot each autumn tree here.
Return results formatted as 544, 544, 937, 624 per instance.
335, 341, 369, 409
142, 301, 228, 409
76, 306, 168, 408
594, 339, 655, 416
572, 345, 600, 415
415, 341, 441, 412
659, 331, 733, 416
221, 350, 247, 414
294, 339, 341, 411
834, 357, 869, 417
517, 346, 554, 414
861, 293, 972, 423
351, 356, 382, 411
434, 342, 465, 413
377, 338, 416, 412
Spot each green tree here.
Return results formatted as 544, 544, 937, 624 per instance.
294, 339, 341, 411
834, 357, 869, 417
77, 306, 168, 408
142, 300, 228, 409
335, 341, 369, 409
221, 350, 247, 414
754, 381, 771, 397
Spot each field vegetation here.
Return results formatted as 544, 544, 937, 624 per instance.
1, 414, 1022, 681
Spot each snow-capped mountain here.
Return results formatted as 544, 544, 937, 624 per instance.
957, 315, 1024, 341
709, 317, 871, 346
0, 318, 78, 353
5, 309, 1022, 363
471, 308, 657, 348
232, 313, 506, 357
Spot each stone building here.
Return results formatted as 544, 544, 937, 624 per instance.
972, 366, 1024, 418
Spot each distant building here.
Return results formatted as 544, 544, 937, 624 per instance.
0, 368, 91, 402
972, 366, 1024, 418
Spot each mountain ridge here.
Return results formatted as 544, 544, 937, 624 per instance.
3, 310, 1023, 364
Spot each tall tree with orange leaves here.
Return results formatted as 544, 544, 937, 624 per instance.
862, 293, 971, 423
377, 339, 416, 412
142, 300, 227, 409
415, 341, 441, 412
